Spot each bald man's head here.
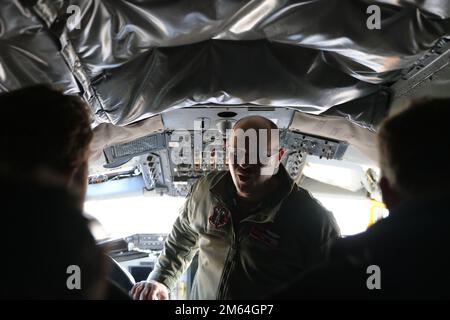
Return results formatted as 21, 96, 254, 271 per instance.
227, 116, 283, 201
230, 116, 280, 159
233, 116, 278, 131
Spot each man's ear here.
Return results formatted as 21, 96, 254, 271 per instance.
61, 168, 76, 187
278, 148, 285, 161
66, 161, 89, 208
379, 176, 401, 210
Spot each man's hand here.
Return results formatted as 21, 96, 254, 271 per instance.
130, 280, 170, 300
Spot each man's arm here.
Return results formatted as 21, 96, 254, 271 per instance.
130, 184, 200, 300
147, 203, 200, 290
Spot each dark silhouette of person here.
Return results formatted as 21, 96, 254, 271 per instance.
273, 98, 450, 299
0, 85, 129, 299
0, 169, 106, 299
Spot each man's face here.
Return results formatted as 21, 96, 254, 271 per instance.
227, 128, 280, 200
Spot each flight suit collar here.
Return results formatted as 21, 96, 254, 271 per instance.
209, 165, 295, 224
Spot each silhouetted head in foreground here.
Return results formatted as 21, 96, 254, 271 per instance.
0, 85, 93, 209
378, 98, 450, 210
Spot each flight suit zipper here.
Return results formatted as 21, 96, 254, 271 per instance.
217, 210, 238, 300
217, 244, 238, 299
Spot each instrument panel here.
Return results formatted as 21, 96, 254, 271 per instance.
94, 129, 348, 197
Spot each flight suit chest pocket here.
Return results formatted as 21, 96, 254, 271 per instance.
244, 225, 282, 251
238, 225, 285, 274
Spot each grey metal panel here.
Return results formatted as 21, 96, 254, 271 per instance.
161, 106, 295, 130
391, 38, 450, 112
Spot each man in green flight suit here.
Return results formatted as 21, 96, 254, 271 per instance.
131, 115, 340, 300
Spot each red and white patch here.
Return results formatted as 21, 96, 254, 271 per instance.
209, 206, 230, 229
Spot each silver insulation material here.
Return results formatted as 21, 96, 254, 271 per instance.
1, 0, 449, 125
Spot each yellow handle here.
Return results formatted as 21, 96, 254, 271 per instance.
369, 200, 386, 226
